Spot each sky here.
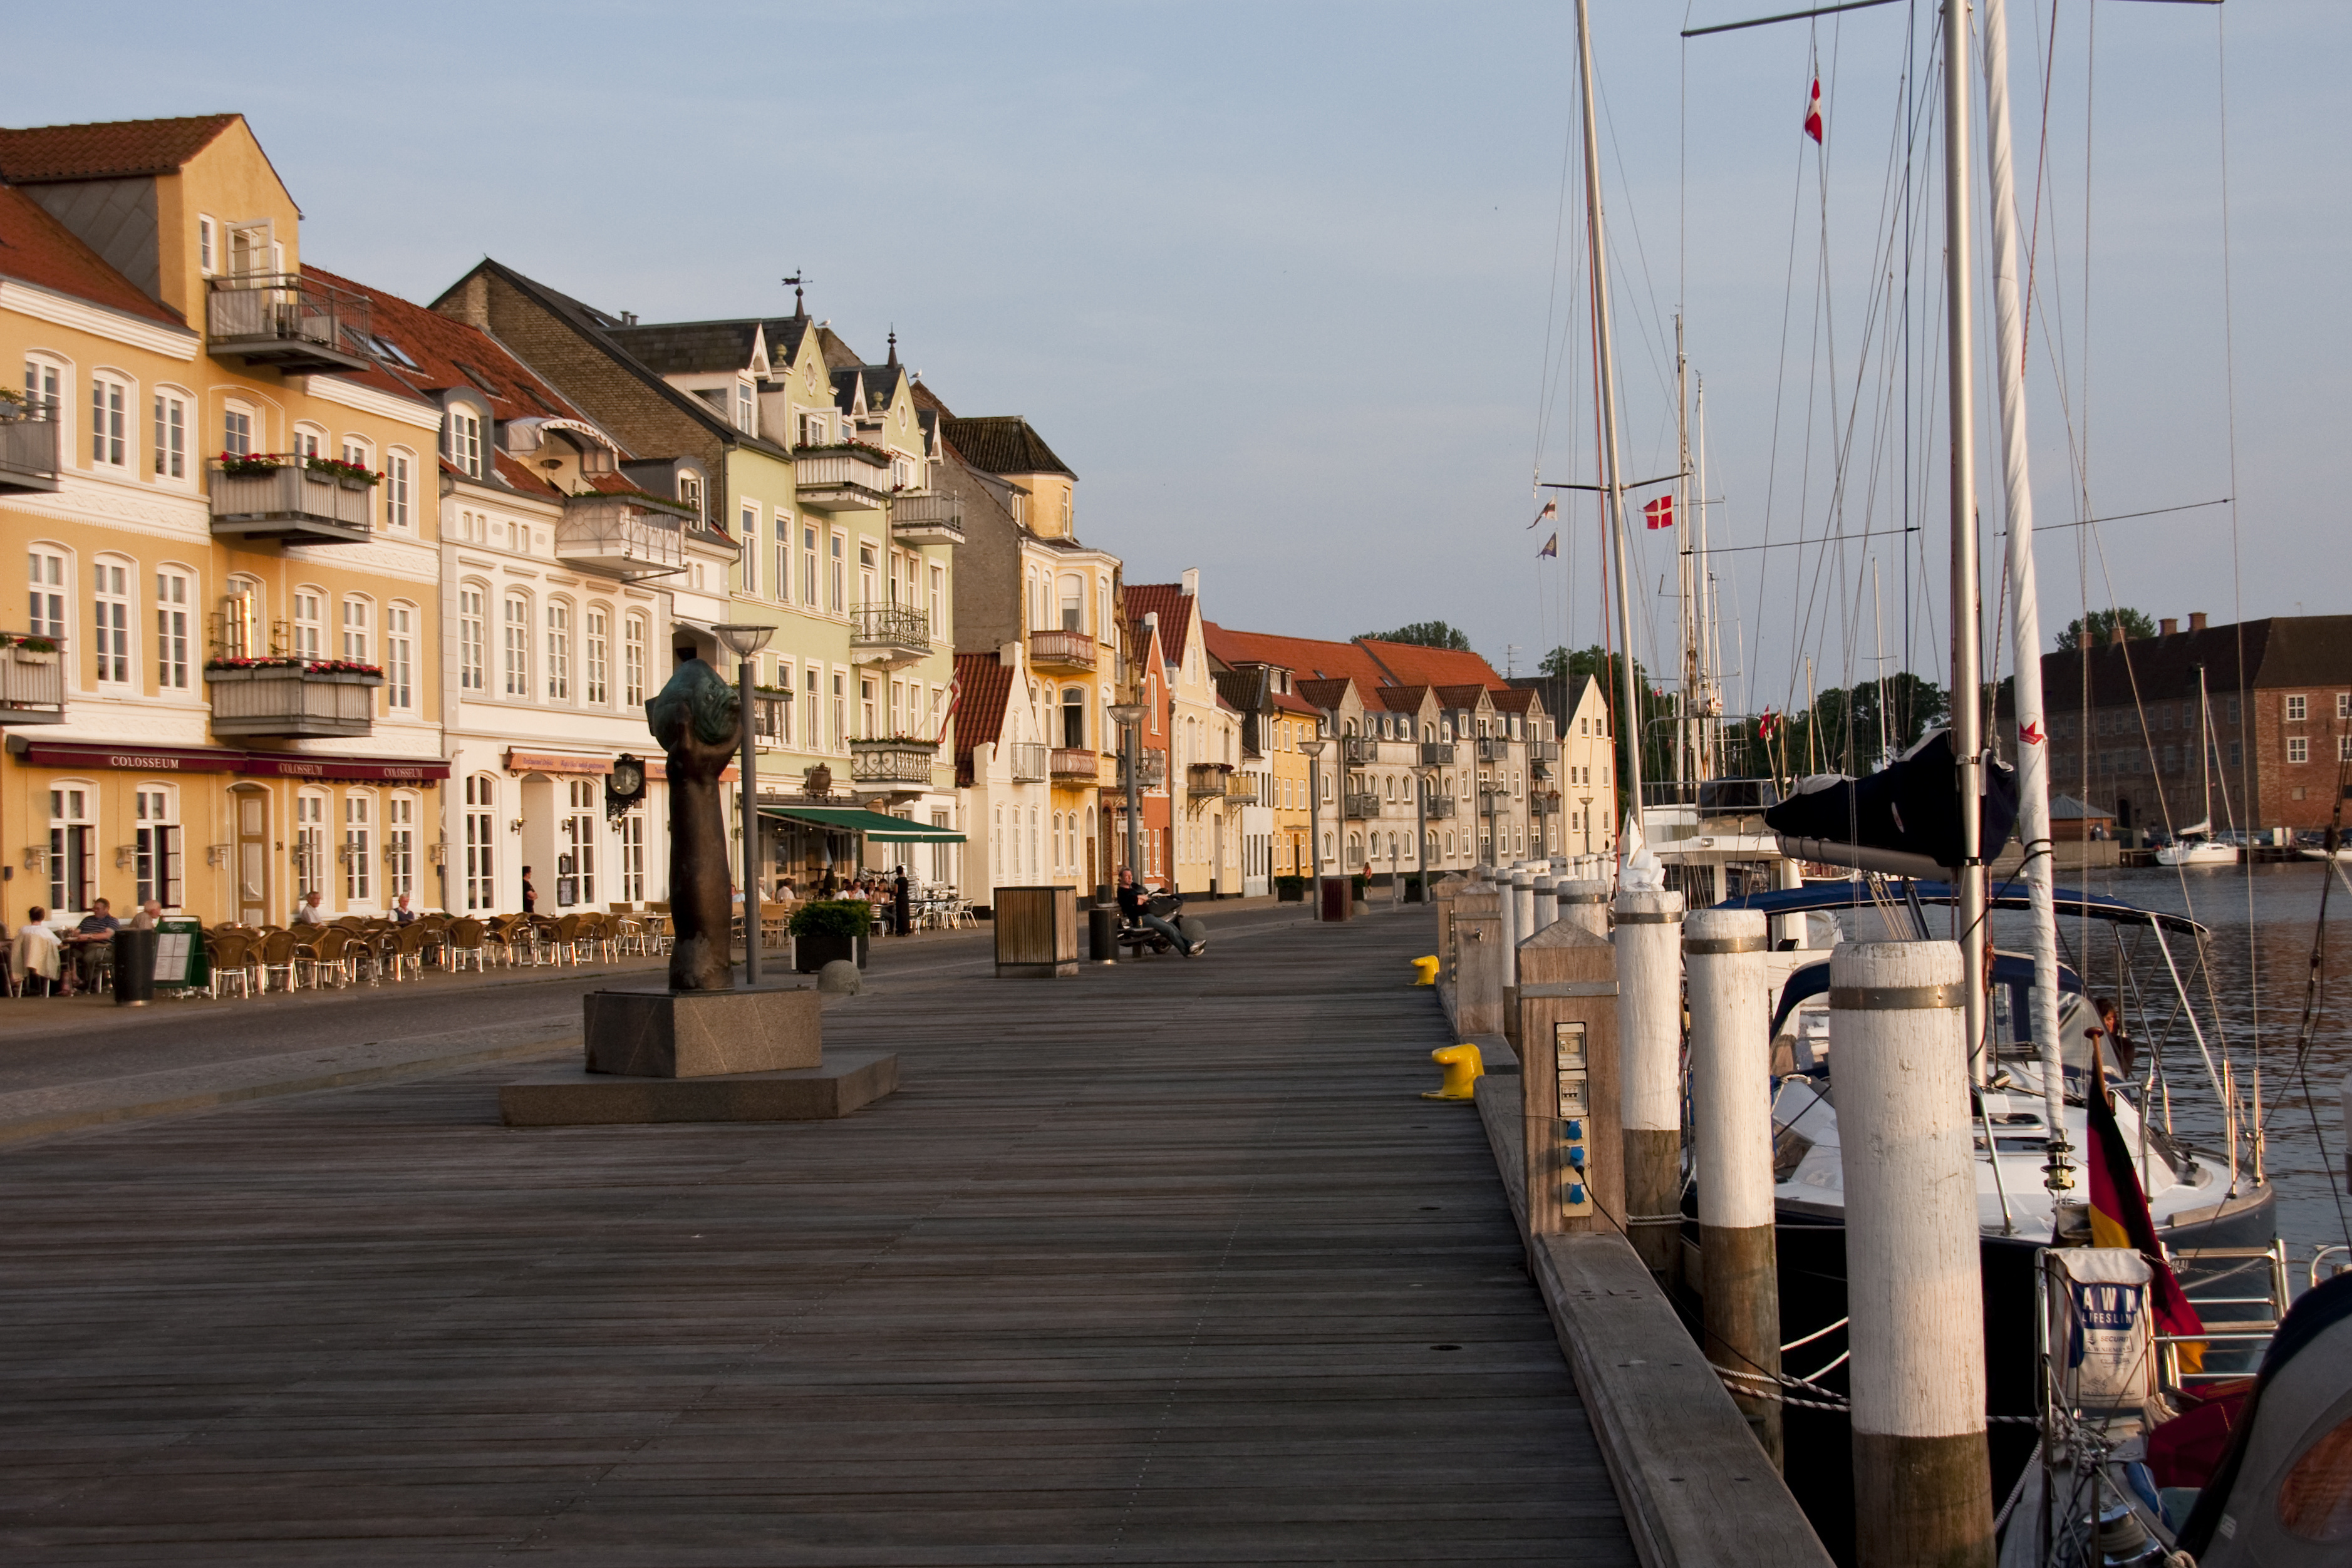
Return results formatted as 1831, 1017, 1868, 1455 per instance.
6, 1, 2344, 716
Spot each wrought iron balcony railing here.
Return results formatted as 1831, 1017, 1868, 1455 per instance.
206, 273, 374, 374
851, 736, 937, 786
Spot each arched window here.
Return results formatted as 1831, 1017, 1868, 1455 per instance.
153, 383, 190, 480
503, 592, 531, 696
1061, 687, 1085, 750
28, 543, 68, 642
222, 574, 260, 660
585, 605, 609, 704
384, 447, 415, 529
458, 584, 486, 691
1057, 573, 1083, 632
623, 614, 648, 706
90, 554, 132, 686
340, 594, 372, 665
545, 597, 572, 701
291, 420, 326, 460
291, 586, 324, 661
89, 367, 131, 470
155, 564, 193, 691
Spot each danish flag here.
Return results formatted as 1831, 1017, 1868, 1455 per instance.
1642, 494, 1674, 530
1804, 78, 1824, 144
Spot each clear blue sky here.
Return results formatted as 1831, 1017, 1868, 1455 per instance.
8, 1, 2343, 713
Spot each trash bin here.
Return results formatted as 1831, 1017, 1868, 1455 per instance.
1088, 903, 1120, 963
1318, 875, 1353, 922
111, 926, 158, 1007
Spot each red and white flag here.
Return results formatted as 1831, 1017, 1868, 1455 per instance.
1642, 494, 1674, 530
1803, 78, 1824, 144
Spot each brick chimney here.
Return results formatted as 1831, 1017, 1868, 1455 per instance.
2160, 617, 2178, 636
2110, 622, 2127, 646
2189, 611, 2209, 632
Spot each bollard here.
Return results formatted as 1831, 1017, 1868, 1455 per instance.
1452, 892, 1506, 1036
1557, 879, 1610, 940
1615, 887, 1685, 1283
1684, 907, 1781, 1467
1530, 874, 1557, 934
1498, 867, 1521, 985
1423, 1043, 1484, 1100
1411, 954, 1439, 986
1511, 867, 1536, 950
1831, 940, 1994, 1568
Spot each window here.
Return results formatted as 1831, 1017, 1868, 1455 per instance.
48, 785, 92, 912
199, 216, 215, 275
386, 603, 415, 709
2340, 736, 2352, 763
91, 559, 130, 685
447, 408, 482, 477
1062, 688, 1085, 750
344, 793, 373, 903
504, 595, 530, 696
931, 564, 945, 636
623, 614, 646, 706
2289, 736, 2309, 765
2338, 693, 2351, 721
831, 669, 846, 751
341, 596, 371, 664
2286, 694, 2308, 722
294, 791, 327, 898
860, 675, 879, 740
806, 663, 821, 745
585, 607, 609, 704
830, 532, 845, 612
292, 590, 323, 661
29, 548, 65, 641
562, 778, 598, 905
2229, 741, 2243, 768
735, 381, 754, 435
132, 785, 182, 907
386, 794, 416, 900
616, 808, 645, 902
155, 569, 190, 690
679, 472, 702, 518
23, 360, 60, 424
464, 775, 497, 911
222, 405, 253, 457
802, 524, 819, 606
385, 451, 412, 529
292, 427, 321, 460
859, 542, 878, 607
221, 577, 258, 659
741, 505, 759, 594
152, 391, 186, 478
775, 512, 791, 601
546, 600, 572, 701
90, 374, 127, 467
459, 587, 486, 692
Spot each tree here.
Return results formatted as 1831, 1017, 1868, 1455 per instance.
2055, 607, 2156, 652
1357, 621, 1472, 651
1538, 644, 1672, 813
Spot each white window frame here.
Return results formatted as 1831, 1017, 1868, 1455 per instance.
340, 594, 372, 666
152, 386, 189, 480
28, 544, 68, 643
458, 584, 487, 693
91, 555, 133, 686
89, 370, 129, 469
623, 614, 647, 707
291, 587, 325, 662
546, 598, 572, 702
584, 605, 609, 706
134, 782, 182, 907
222, 400, 256, 458
503, 593, 531, 698
741, 504, 759, 594
385, 449, 413, 530
385, 601, 416, 710
155, 565, 192, 691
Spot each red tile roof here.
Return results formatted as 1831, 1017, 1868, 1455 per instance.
0, 183, 186, 326
1270, 690, 1320, 718
952, 651, 1016, 781
0, 114, 241, 182
1199, 623, 1389, 686
1490, 688, 1542, 715
1125, 584, 1196, 663
1355, 639, 1508, 691
1297, 677, 1356, 713
1434, 684, 1493, 710
1370, 684, 1433, 714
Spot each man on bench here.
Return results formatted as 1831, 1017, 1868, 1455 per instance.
1117, 867, 1204, 957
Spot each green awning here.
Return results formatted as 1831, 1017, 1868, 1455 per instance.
761, 805, 965, 843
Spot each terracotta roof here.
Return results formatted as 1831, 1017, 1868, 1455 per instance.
1490, 687, 1543, 716
1125, 584, 1195, 663
1355, 639, 1508, 691
1434, 684, 1493, 710
941, 415, 1074, 478
1370, 684, 1433, 713
0, 114, 239, 182
953, 651, 1016, 780
1270, 689, 1320, 717
1297, 677, 1356, 713
305, 264, 614, 445
1199, 623, 1391, 687
0, 183, 186, 326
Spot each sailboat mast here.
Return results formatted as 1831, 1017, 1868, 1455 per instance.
2199, 664, 2212, 828
1873, 559, 1890, 767
1575, 0, 1646, 863
1676, 316, 1696, 789
1983, 0, 2071, 1188
1944, 0, 1989, 1076
1696, 378, 1718, 779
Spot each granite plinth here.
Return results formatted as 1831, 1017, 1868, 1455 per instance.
583, 984, 821, 1078
501, 1050, 897, 1126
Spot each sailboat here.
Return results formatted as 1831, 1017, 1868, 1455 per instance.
2157, 666, 2238, 866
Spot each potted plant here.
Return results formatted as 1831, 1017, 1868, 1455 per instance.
304, 453, 382, 490
2, 632, 58, 665
790, 898, 873, 972
1274, 874, 1308, 902
216, 451, 286, 478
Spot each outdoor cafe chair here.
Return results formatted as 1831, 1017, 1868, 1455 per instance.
445, 918, 490, 974
204, 931, 256, 999
256, 929, 301, 993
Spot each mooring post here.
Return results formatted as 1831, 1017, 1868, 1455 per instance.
1614, 886, 1684, 1283
1530, 872, 1557, 935
1684, 906, 1782, 1467
1831, 939, 1995, 1568
1558, 878, 1609, 940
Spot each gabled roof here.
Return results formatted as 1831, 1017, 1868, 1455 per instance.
1297, 677, 1357, 713
941, 415, 1075, 478
2029, 616, 2352, 711
1356, 638, 1508, 691
1270, 689, 1321, 718
1490, 687, 1545, 717
763, 314, 814, 365
1198, 625, 1390, 687
1434, 684, 1494, 711
1125, 584, 1196, 664
602, 319, 764, 377
911, 379, 956, 418
1370, 684, 1434, 714
0, 183, 187, 326
953, 651, 1016, 780
0, 113, 240, 182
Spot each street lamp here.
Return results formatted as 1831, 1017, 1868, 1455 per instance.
1415, 763, 1439, 904
713, 623, 777, 984
1299, 735, 1326, 919
1109, 702, 1146, 890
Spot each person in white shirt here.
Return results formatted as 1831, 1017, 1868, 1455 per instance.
12, 907, 61, 997
292, 891, 327, 926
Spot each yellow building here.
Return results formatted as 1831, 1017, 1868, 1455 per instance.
0, 115, 445, 926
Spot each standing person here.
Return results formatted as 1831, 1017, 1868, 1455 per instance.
13, 909, 61, 997
521, 866, 538, 915
2091, 998, 2136, 1080
1118, 866, 1203, 957
893, 865, 913, 937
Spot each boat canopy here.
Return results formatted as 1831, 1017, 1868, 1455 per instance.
1715, 877, 2207, 937
1772, 951, 2083, 1038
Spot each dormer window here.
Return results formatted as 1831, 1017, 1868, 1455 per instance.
800, 412, 827, 447
735, 382, 755, 435
452, 361, 502, 399
679, 473, 703, 517
446, 408, 482, 478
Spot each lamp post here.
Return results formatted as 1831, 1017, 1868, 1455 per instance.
1300, 735, 1327, 919
1109, 701, 1145, 887
712, 624, 777, 983
1415, 763, 1438, 904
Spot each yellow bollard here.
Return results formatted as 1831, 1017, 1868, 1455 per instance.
1422, 1043, 1484, 1100
1411, 954, 1440, 986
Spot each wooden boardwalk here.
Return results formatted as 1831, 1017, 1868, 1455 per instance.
0, 908, 1634, 1565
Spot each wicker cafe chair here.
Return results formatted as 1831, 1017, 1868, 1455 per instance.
551, 913, 585, 966
256, 928, 301, 993
205, 931, 256, 1000
296, 927, 351, 990
445, 918, 490, 974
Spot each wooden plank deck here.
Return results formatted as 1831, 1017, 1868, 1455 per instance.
0, 909, 1636, 1565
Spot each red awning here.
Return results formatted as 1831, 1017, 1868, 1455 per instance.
6, 738, 450, 781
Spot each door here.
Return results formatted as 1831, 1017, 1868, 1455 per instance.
235, 788, 270, 926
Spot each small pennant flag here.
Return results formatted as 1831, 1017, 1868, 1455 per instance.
1757, 708, 1778, 739
1529, 497, 1558, 530
1642, 493, 1674, 530
1537, 532, 1558, 560
1804, 78, 1824, 143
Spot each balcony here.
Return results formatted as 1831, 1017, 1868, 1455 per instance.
1474, 736, 1510, 761
1006, 741, 1047, 781
0, 636, 66, 725
1533, 792, 1563, 817
1419, 740, 1456, 766
206, 274, 375, 374
557, 493, 688, 580
1187, 763, 1235, 800
750, 691, 792, 750
0, 405, 60, 493
1342, 792, 1383, 819
849, 604, 930, 669
207, 662, 381, 739
794, 446, 894, 513
1532, 740, 1562, 761
851, 737, 937, 788
1050, 747, 1103, 784
1101, 748, 1167, 801
1420, 795, 1456, 820
890, 490, 965, 547
1027, 628, 1097, 674
1223, 773, 1260, 805
1340, 736, 1378, 763
209, 460, 371, 545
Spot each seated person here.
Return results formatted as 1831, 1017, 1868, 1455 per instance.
128, 897, 165, 931
291, 890, 328, 926
13, 908, 61, 996
65, 899, 121, 991
390, 894, 418, 926
1117, 867, 1203, 956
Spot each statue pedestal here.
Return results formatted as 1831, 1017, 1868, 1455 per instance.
501, 983, 896, 1126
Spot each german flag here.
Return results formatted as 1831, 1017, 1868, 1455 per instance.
2085, 1061, 2206, 1371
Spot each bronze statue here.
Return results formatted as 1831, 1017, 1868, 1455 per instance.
647, 656, 740, 991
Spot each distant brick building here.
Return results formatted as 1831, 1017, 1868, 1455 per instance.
2025, 612, 2352, 837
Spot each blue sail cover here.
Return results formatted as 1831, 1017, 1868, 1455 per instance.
1716, 877, 2206, 937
